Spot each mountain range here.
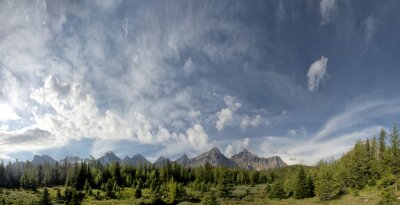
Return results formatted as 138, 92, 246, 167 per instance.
30, 147, 287, 170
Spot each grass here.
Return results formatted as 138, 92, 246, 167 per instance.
0, 184, 395, 205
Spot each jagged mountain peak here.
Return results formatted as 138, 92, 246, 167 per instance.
209, 146, 221, 153
121, 153, 150, 166
98, 151, 121, 165
233, 149, 258, 159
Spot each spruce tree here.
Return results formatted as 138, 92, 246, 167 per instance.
134, 185, 142, 198
293, 166, 308, 199
379, 128, 387, 160
315, 166, 340, 201
40, 187, 52, 205
268, 181, 286, 199
217, 170, 233, 198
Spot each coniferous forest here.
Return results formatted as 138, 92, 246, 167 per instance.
0, 125, 400, 204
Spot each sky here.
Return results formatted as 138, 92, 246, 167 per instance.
1, 0, 400, 165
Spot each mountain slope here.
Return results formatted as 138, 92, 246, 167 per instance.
230, 149, 287, 170
154, 156, 171, 168
98, 151, 121, 165
175, 147, 236, 167
32, 155, 57, 166
121, 154, 151, 166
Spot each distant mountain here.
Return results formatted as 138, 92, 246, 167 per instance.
230, 149, 287, 170
98, 151, 121, 165
175, 154, 190, 165
121, 154, 150, 166
59, 156, 88, 165
28, 148, 287, 170
175, 147, 236, 168
32, 155, 57, 166
154, 156, 170, 168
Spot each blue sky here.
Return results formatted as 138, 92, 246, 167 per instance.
0, 0, 400, 165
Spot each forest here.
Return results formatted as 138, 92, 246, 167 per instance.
1, 125, 400, 205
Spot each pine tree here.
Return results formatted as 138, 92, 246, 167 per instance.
293, 166, 308, 199
268, 181, 286, 199
217, 170, 234, 198
389, 124, 400, 175
40, 187, 52, 205
134, 185, 142, 198
168, 180, 178, 203
56, 188, 63, 203
379, 128, 387, 160
315, 166, 340, 201
305, 176, 315, 198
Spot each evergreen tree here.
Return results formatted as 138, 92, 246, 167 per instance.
268, 181, 286, 199
134, 185, 142, 198
293, 166, 308, 199
40, 187, 52, 205
305, 176, 315, 198
379, 128, 387, 160
217, 170, 234, 198
56, 188, 63, 203
389, 124, 400, 175
315, 166, 340, 201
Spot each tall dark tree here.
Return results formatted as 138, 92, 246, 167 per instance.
293, 166, 308, 199
217, 170, 234, 198
40, 187, 52, 205
379, 128, 387, 160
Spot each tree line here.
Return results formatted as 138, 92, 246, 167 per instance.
265, 125, 400, 204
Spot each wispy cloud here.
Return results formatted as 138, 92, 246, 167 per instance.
320, 0, 337, 24
307, 56, 328, 92
364, 15, 377, 50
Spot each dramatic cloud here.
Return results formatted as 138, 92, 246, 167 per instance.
307, 56, 328, 92
1, 1, 400, 164
216, 96, 241, 131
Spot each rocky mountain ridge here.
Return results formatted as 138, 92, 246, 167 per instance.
28, 147, 287, 170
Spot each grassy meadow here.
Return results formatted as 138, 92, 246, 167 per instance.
0, 184, 386, 205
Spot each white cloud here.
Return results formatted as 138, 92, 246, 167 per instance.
240, 114, 261, 130
187, 124, 210, 152
307, 56, 328, 92
0, 124, 9, 131
224, 137, 250, 157
216, 96, 241, 131
320, 0, 337, 24
0, 103, 20, 121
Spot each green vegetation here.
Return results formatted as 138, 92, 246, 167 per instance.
2, 125, 400, 204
